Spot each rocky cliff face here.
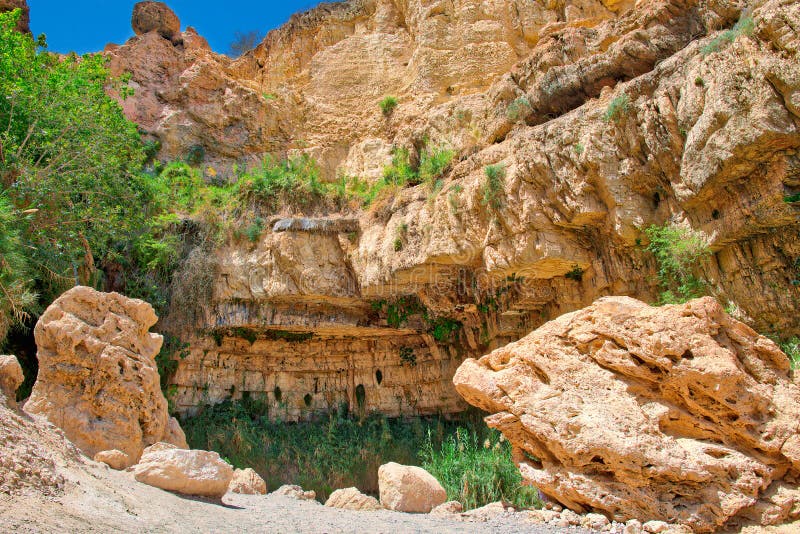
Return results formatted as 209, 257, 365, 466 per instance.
107, 0, 799, 419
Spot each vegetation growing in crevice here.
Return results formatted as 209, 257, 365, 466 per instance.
780, 338, 800, 369
506, 96, 531, 123
701, 12, 755, 56
644, 223, 711, 304
379, 96, 398, 115
481, 164, 506, 211
604, 94, 630, 123
399, 347, 417, 367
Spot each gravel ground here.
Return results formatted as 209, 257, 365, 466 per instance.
0, 464, 593, 534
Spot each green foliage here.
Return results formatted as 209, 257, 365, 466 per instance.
421, 427, 542, 511
418, 146, 454, 193
574, 143, 584, 155
383, 147, 417, 187
156, 333, 189, 401
645, 223, 711, 304
237, 154, 326, 211
701, 13, 755, 56
506, 96, 531, 123
244, 217, 265, 243
379, 96, 398, 116
481, 164, 506, 210
604, 94, 630, 123
784, 192, 800, 203
0, 194, 36, 339
565, 264, 584, 282
371, 295, 424, 328
694, 77, 705, 87
182, 401, 490, 502
185, 144, 205, 166
779, 338, 800, 369
427, 316, 462, 342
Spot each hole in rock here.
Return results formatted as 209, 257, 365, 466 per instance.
653, 191, 661, 208
273, 386, 282, 402
591, 456, 606, 465
682, 349, 695, 360
355, 384, 366, 409
304, 393, 312, 407
375, 369, 383, 385
712, 209, 720, 220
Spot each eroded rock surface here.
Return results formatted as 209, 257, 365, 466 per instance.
131, 1, 180, 42
378, 462, 447, 513
25, 286, 186, 460
133, 443, 234, 498
229, 468, 267, 495
0, 355, 23, 409
454, 296, 800, 532
324, 487, 382, 511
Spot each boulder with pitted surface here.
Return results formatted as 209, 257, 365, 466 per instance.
454, 296, 800, 532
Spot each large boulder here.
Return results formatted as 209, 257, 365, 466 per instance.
454, 296, 800, 532
25, 286, 186, 461
378, 462, 447, 513
131, 1, 180, 42
228, 468, 267, 495
0, 0, 30, 33
133, 442, 233, 498
324, 487, 382, 511
0, 354, 23, 408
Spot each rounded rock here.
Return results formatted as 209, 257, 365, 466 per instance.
378, 462, 447, 513
131, 1, 180, 41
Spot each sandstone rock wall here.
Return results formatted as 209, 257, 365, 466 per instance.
105, 0, 800, 420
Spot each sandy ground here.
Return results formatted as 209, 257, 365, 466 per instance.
0, 461, 589, 534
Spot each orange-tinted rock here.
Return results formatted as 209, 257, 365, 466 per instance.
25, 287, 187, 461
378, 462, 447, 513
131, 1, 180, 42
229, 468, 267, 495
454, 296, 800, 532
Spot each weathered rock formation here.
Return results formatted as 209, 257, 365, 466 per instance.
229, 467, 267, 495
271, 484, 317, 501
324, 487, 383, 511
131, 1, 180, 43
378, 462, 447, 513
0, 355, 23, 409
132, 442, 234, 498
25, 286, 187, 460
453, 296, 800, 532
93, 449, 133, 471
103, 0, 800, 421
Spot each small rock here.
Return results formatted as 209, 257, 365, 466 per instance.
527, 509, 561, 523
0, 355, 23, 409
582, 512, 611, 529
272, 484, 316, 501
560, 509, 581, 526
133, 446, 233, 498
378, 462, 446, 513
430, 501, 463, 516
229, 468, 267, 495
94, 449, 132, 470
625, 519, 643, 534
643, 520, 670, 533
461, 501, 506, 521
325, 487, 382, 511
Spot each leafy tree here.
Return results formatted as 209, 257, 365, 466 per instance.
0, 193, 36, 339
0, 9, 163, 333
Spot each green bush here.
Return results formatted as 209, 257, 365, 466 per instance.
644, 223, 711, 304
379, 96, 398, 116
244, 217, 265, 243
0, 194, 36, 340
421, 427, 542, 511
481, 164, 506, 210
182, 401, 491, 502
419, 145, 454, 193
701, 13, 755, 56
780, 338, 800, 369
604, 94, 630, 123
383, 147, 417, 186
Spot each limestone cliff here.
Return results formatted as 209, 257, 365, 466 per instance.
106, 0, 800, 419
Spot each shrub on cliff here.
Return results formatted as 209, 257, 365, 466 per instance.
644, 223, 710, 304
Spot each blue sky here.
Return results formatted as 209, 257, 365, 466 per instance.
28, 1, 327, 55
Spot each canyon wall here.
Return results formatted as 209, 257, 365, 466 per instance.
107, 0, 800, 419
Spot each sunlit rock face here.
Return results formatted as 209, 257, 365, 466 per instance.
454, 296, 800, 532
108, 0, 799, 420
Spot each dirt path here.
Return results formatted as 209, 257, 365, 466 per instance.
0, 462, 588, 533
